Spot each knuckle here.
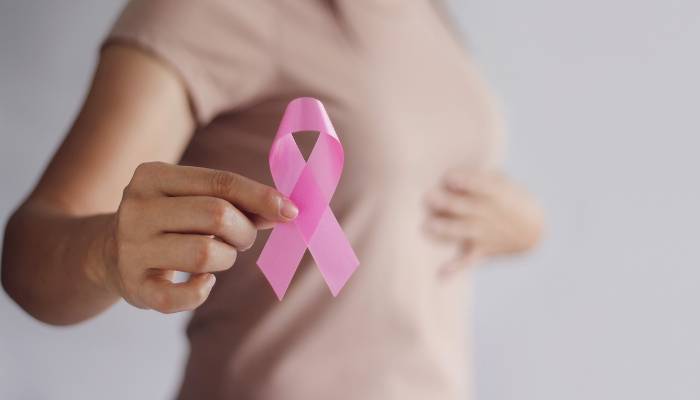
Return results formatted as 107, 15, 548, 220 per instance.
133, 162, 156, 181
261, 187, 280, 212
263, 187, 279, 206
150, 290, 174, 314
206, 198, 231, 231
193, 238, 214, 272
132, 162, 150, 178
130, 162, 162, 192
140, 161, 166, 173
210, 171, 238, 197
241, 228, 257, 251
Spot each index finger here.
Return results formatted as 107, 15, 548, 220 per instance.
134, 162, 298, 223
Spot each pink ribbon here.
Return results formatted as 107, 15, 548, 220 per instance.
257, 97, 359, 300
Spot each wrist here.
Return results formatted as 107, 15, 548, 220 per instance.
83, 214, 120, 298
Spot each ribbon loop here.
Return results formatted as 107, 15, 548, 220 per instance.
257, 98, 359, 299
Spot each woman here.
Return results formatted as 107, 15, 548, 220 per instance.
1, 1, 543, 399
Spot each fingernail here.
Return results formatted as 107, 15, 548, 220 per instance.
280, 198, 299, 220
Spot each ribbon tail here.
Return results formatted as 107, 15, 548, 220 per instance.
307, 208, 359, 296
257, 222, 307, 300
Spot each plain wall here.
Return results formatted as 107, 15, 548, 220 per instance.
0, 2, 189, 399
1, 1, 699, 399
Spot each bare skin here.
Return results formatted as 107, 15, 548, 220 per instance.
1, 45, 298, 325
424, 168, 544, 274
1, 44, 542, 326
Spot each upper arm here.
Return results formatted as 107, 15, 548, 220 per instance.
31, 44, 195, 215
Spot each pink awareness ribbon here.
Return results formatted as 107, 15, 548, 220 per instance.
257, 97, 359, 300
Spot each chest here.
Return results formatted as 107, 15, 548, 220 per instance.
280, 3, 502, 186
185, 2, 502, 197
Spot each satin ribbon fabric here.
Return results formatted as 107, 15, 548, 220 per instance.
257, 97, 359, 300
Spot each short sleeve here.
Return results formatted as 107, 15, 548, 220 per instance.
103, 0, 278, 126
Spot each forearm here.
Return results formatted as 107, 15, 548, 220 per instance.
1, 201, 118, 325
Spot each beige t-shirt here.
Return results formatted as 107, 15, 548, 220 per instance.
107, 1, 504, 399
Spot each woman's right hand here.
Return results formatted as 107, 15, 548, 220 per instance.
98, 161, 298, 314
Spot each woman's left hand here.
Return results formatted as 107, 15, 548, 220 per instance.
423, 167, 544, 272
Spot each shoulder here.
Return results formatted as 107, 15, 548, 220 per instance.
112, 0, 277, 40
106, 0, 280, 125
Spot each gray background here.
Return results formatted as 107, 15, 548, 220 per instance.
1, 1, 698, 399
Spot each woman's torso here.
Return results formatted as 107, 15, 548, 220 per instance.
109, 1, 503, 399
